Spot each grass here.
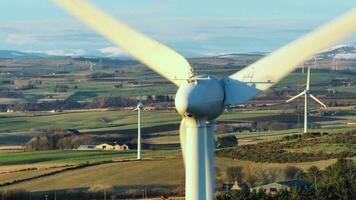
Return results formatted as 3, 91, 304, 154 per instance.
0, 149, 181, 166
0, 108, 288, 144
2, 105, 350, 150
0, 150, 136, 165
0, 110, 180, 134
277, 72, 339, 87
2, 158, 185, 192
0, 107, 299, 146
0, 168, 65, 185
2, 156, 355, 192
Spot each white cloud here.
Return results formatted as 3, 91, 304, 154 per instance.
98, 46, 129, 57
5, 33, 32, 45
24, 49, 86, 57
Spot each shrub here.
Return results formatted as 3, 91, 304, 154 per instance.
87, 72, 115, 79
226, 166, 244, 182
217, 135, 238, 148
284, 166, 304, 179
54, 84, 69, 92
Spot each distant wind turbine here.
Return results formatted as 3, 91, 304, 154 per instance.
134, 101, 143, 160
134, 95, 144, 160
286, 66, 327, 133
89, 61, 94, 71
332, 57, 338, 71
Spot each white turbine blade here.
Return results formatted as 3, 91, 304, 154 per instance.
309, 94, 327, 107
306, 66, 311, 90
224, 9, 356, 105
286, 91, 306, 103
55, 0, 191, 86
179, 118, 186, 166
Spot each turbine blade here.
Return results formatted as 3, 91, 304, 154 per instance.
55, 0, 191, 86
309, 94, 327, 107
286, 91, 306, 103
224, 9, 356, 105
306, 66, 311, 90
179, 118, 186, 166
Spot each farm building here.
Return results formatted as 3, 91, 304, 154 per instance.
222, 181, 249, 192
252, 179, 310, 195
95, 143, 130, 151
77, 144, 96, 150
77, 143, 130, 151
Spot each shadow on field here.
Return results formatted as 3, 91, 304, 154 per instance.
0, 135, 32, 145
84, 123, 180, 135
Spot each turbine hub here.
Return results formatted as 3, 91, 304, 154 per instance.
137, 102, 144, 110
175, 75, 225, 120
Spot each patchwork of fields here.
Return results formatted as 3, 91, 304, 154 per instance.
0, 56, 355, 198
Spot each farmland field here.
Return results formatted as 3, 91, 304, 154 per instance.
2, 156, 355, 192
0, 55, 355, 198
0, 56, 355, 105
0, 107, 351, 145
0, 127, 354, 192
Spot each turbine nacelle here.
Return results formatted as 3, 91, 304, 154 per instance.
175, 75, 225, 120
136, 102, 144, 110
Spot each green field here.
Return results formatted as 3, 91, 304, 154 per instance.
0, 106, 354, 146
0, 109, 288, 133
0, 110, 178, 133
0, 149, 183, 166
0, 108, 295, 144
0, 150, 134, 165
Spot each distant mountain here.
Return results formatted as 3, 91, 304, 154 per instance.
1, 44, 355, 60
0, 50, 48, 59
318, 44, 356, 60
214, 52, 267, 58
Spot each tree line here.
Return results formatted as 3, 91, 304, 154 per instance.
24, 129, 93, 151
2, 94, 175, 112
219, 158, 355, 200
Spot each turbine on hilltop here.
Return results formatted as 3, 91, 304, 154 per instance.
54, 1, 356, 199
134, 101, 144, 160
286, 66, 327, 133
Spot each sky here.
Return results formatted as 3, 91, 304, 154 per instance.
0, 0, 355, 57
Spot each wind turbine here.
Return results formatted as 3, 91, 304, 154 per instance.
134, 100, 144, 160
286, 66, 327, 133
89, 61, 94, 71
333, 57, 338, 71
54, 1, 356, 199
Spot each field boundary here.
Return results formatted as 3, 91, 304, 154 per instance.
0, 158, 152, 188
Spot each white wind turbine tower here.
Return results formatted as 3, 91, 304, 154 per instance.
332, 57, 338, 71
89, 61, 94, 71
286, 66, 327, 133
134, 100, 144, 160
313, 58, 318, 69
55, 1, 356, 199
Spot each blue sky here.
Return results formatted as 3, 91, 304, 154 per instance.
0, 0, 355, 57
